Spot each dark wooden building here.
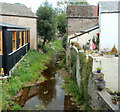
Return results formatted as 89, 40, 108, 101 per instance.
0, 22, 30, 75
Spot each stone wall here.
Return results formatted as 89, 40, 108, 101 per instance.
88, 71, 119, 111
0, 15, 37, 49
66, 5, 98, 36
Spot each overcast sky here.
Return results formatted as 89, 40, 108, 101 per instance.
1, 0, 119, 12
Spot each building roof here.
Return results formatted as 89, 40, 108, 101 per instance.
99, 1, 120, 13
0, 2, 37, 18
69, 24, 99, 39
0, 22, 27, 29
66, 5, 98, 17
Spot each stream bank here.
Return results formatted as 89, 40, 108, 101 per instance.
14, 53, 79, 110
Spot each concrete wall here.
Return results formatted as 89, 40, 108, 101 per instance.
92, 56, 119, 92
88, 72, 119, 111
67, 18, 98, 36
70, 28, 100, 46
0, 15, 37, 49
99, 13, 119, 52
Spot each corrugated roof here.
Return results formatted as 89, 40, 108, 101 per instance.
0, 2, 37, 18
99, 1, 120, 13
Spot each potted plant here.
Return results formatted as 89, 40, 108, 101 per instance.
97, 67, 102, 73
74, 43, 79, 48
97, 85, 103, 91
77, 46, 82, 51
117, 92, 120, 96
71, 42, 75, 46
97, 75, 103, 81
111, 97, 117, 104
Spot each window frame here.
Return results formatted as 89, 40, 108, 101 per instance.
12, 31, 17, 51
28, 31, 30, 42
0, 31, 3, 55
19, 31, 22, 47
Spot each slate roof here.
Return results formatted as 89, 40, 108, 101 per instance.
66, 5, 98, 17
0, 2, 37, 18
69, 24, 99, 39
99, 1, 120, 13
0, 22, 27, 29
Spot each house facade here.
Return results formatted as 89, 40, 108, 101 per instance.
99, 1, 120, 53
0, 22, 30, 75
67, 5, 98, 36
0, 2, 37, 49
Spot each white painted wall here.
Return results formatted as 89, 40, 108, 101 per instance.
70, 28, 100, 46
92, 56, 119, 92
99, 13, 119, 52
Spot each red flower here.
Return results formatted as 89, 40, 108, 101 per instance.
74, 43, 79, 45
96, 33, 100, 36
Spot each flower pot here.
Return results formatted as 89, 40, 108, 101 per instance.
112, 100, 117, 104
98, 79, 103, 81
98, 87, 102, 91
97, 70, 101, 73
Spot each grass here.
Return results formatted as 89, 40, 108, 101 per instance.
51, 40, 63, 51
62, 51, 93, 111
62, 77, 81, 104
2, 40, 63, 110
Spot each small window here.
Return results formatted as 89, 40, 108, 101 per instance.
0, 31, 3, 54
19, 31, 22, 47
12, 31, 16, 51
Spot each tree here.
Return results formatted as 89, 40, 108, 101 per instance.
37, 2, 57, 50
57, 12, 67, 36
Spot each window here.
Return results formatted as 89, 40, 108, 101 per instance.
12, 31, 16, 51
24, 31, 27, 44
27, 31, 30, 42
19, 31, 22, 47
0, 31, 2, 54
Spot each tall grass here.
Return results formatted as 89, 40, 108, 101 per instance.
2, 50, 52, 110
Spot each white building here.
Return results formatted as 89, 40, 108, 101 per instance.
99, 1, 120, 53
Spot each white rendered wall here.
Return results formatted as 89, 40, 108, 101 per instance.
92, 56, 119, 92
99, 13, 119, 52
70, 28, 100, 46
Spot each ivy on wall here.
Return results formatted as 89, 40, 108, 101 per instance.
70, 48, 77, 81
79, 53, 93, 107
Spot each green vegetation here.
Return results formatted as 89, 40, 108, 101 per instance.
51, 40, 63, 51
2, 40, 63, 110
62, 77, 81, 104
63, 50, 93, 110
57, 12, 67, 36
2, 50, 52, 110
79, 52, 93, 110
70, 48, 77, 81
37, 1, 57, 50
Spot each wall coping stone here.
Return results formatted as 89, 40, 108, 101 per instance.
97, 90, 119, 110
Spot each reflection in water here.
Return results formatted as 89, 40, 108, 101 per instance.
16, 54, 78, 110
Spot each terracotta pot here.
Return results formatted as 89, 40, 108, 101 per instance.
112, 100, 117, 104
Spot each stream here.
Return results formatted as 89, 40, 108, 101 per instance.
15, 53, 78, 110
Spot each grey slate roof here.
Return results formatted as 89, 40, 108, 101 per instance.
99, 1, 120, 13
0, 2, 37, 18
0, 22, 27, 29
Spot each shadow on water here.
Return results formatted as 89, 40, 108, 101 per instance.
15, 54, 78, 110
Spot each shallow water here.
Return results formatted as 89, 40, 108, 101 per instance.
16, 54, 78, 110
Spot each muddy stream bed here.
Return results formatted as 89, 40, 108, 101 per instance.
15, 54, 79, 110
